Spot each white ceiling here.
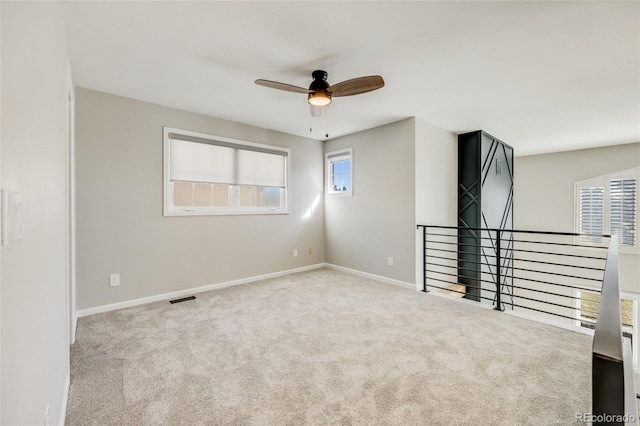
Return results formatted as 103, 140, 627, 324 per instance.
64, 1, 639, 156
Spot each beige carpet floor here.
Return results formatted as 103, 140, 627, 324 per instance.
66, 268, 591, 425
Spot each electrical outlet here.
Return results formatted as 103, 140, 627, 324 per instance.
308, 248, 312, 255
387, 257, 394, 267
293, 249, 298, 257
109, 273, 120, 287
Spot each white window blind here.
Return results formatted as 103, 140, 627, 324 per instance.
164, 128, 289, 216
170, 140, 235, 184
169, 133, 286, 187
579, 187, 604, 244
237, 149, 286, 187
575, 168, 639, 250
610, 178, 637, 246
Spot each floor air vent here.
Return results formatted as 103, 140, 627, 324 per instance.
169, 296, 196, 304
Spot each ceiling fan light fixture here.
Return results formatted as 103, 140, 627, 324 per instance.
256, 69, 384, 115
310, 104, 329, 117
308, 91, 332, 107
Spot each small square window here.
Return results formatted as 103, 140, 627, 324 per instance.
326, 149, 353, 195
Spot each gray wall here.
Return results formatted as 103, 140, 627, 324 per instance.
515, 143, 640, 293
324, 119, 416, 283
76, 88, 325, 310
1, 2, 70, 424
415, 118, 458, 288
414, 118, 457, 226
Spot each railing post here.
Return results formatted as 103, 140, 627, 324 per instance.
592, 235, 627, 425
422, 226, 429, 293
494, 229, 503, 311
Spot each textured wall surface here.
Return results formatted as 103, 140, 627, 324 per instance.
515, 142, 640, 293
1, 2, 70, 424
324, 119, 417, 283
76, 88, 325, 310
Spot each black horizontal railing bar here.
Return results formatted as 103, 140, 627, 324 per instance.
428, 262, 504, 278
426, 243, 607, 266
425, 270, 497, 291
426, 265, 600, 291
510, 302, 583, 322
512, 247, 608, 261
425, 239, 500, 250
511, 257, 606, 272
511, 266, 603, 282
426, 245, 606, 264
511, 238, 609, 250
427, 231, 499, 241
424, 247, 473, 257
425, 262, 459, 272
425, 247, 501, 260
426, 247, 606, 266
513, 275, 601, 293
509, 293, 581, 311
424, 239, 483, 248
510, 285, 587, 301
427, 254, 474, 264
424, 239, 458, 246
417, 224, 610, 239
427, 254, 502, 268
425, 231, 474, 238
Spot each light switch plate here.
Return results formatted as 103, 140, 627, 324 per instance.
2, 190, 24, 246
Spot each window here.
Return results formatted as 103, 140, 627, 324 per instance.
578, 187, 605, 244
326, 149, 352, 195
576, 168, 639, 250
163, 128, 289, 215
575, 290, 637, 369
610, 178, 637, 246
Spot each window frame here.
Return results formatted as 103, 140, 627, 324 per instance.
574, 289, 638, 370
325, 148, 353, 196
574, 167, 639, 254
163, 127, 290, 216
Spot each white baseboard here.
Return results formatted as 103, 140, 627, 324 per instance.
324, 263, 415, 290
71, 313, 77, 345
58, 373, 70, 426
424, 288, 594, 336
77, 263, 325, 317
502, 306, 594, 336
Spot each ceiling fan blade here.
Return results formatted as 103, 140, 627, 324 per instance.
328, 75, 384, 97
255, 79, 311, 94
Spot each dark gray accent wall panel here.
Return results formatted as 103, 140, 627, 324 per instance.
458, 131, 514, 306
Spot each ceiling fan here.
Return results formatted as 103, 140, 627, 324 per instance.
255, 70, 384, 116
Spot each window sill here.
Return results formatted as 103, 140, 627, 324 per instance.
164, 209, 290, 217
